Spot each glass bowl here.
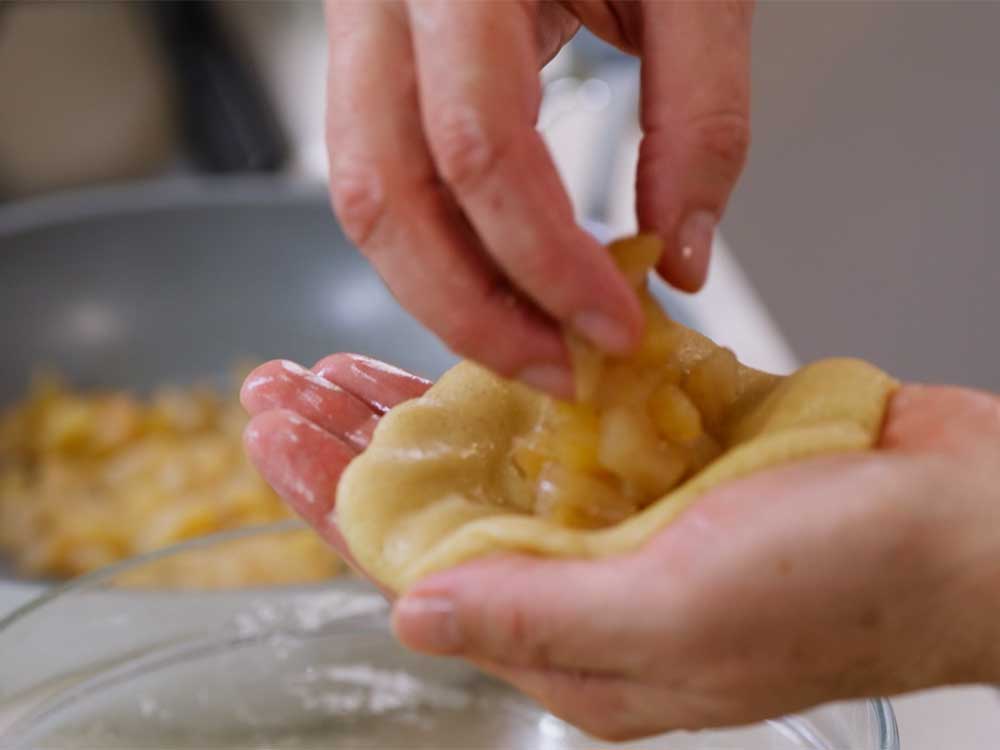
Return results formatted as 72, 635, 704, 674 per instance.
0, 522, 899, 749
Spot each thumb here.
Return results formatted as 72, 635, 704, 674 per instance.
391, 552, 661, 674
636, 0, 753, 292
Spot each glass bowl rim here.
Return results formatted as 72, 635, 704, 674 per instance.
0, 520, 900, 749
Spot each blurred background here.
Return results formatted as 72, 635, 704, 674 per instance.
0, 2, 998, 747
2, 1, 996, 387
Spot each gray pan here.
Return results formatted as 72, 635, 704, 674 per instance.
0, 177, 455, 587
0, 176, 694, 589
0, 177, 458, 403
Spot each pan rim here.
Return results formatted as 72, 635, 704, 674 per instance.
0, 176, 329, 239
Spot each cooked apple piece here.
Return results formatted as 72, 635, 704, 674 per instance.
512, 439, 549, 482
548, 403, 601, 473
609, 235, 663, 288
570, 235, 665, 400
567, 333, 603, 403
594, 360, 665, 410
648, 382, 703, 443
640, 289, 671, 324
635, 296, 685, 365
636, 323, 681, 368
509, 237, 754, 526
684, 347, 740, 429
678, 433, 723, 474
513, 402, 600, 478
598, 406, 688, 497
536, 463, 636, 529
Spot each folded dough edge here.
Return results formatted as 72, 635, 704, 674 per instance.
337, 354, 897, 592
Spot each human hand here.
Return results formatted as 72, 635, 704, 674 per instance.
325, 1, 753, 398
242, 355, 1000, 740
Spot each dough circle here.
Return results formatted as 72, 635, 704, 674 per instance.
337, 324, 897, 593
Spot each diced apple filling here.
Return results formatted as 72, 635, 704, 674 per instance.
648, 382, 703, 444
511, 236, 743, 529
535, 464, 637, 529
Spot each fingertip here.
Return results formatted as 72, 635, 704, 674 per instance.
515, 362, 575, 401
313, 352, 424, 391
240, 360, 282, 413
241, 409, 293, 469
310, 352, 354, 381
560, 229, 646, 355
655, 210, 715, 293
570, 304, 642, 356
677, 210, 716, 291
241, 414, 263, 460
313, 353, 431, 411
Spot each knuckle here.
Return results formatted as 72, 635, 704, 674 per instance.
496, 605, 554, 666
687, 110, 751, 172
544, 676, 638, 741
430, 105, 510, 189
328, 159, 388, 247
440, 315, 487, 360
585, 721, 640, 744
721, 0, 755, 26
493, 602, 529, 654
517, 248, 567, 296
476, 573, 555, 667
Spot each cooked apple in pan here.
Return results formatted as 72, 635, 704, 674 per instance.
337, 236, 897, 593
0, 377, 341, 588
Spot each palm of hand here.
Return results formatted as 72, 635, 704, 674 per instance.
242, 355, 1000, 740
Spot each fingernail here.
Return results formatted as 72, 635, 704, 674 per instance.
676, 210, 715, 291
571, 310, 634, 354
393, 596, 462, 654
516, 363, 574, 399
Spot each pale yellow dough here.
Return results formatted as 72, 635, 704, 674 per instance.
337, 322, 897, 593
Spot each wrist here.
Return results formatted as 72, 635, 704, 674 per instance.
933, 453, 1000, 685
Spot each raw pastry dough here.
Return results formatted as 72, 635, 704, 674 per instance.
337, 237, 897, 592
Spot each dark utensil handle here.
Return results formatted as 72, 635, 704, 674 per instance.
150, 0, 288, 173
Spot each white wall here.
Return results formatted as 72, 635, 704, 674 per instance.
725, 1, 1000, 390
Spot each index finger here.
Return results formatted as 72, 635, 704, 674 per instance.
326, 1, 573, 397
243, 408, 395, 599
636, 0, 753, 291
407, 0, 643, 355
312, 353, 432, 414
